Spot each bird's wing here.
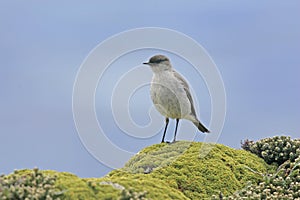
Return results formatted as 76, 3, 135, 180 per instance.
172, 70, 189, 89
172, 70, 197, 117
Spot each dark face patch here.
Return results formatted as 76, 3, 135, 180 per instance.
149, 55, 169, 64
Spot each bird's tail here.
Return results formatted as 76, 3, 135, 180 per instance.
193, 120, 210, 133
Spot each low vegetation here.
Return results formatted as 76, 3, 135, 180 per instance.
1, 136, 299, 199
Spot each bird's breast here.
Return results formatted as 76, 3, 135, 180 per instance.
150, 73, 191, 119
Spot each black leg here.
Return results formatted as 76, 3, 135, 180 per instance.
172, 119, 179, 143
161, 118, 169, 143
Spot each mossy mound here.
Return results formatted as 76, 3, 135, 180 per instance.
1, 141, 270, 199
112, 141, 269, 199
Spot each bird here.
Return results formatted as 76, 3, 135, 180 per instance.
143, 55, 210, 143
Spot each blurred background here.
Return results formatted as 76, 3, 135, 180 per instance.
0, 1, 299, 177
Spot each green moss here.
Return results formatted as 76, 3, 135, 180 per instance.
53, 172, 97, 200
122, 142, 268, 199
99, 172, 188, 199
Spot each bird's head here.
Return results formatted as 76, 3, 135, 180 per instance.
143, 55, 172, 72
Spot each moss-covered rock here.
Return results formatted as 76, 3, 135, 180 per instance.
116, 141, 268, 199
0, 141, 270, 200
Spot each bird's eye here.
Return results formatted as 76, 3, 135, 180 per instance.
151, 59, 167, 64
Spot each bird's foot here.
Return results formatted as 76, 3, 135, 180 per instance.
161, 140, 177, 144
164, 140, 177, 144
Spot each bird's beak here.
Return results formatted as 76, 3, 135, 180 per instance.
143, 62, 149, 65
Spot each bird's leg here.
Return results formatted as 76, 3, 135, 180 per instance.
172, 119, 179, 143
161, 118, 169, 143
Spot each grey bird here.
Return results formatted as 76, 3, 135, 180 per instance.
143, 55, 210, 143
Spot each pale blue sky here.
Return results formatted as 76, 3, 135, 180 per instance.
0, 1, 299, 177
